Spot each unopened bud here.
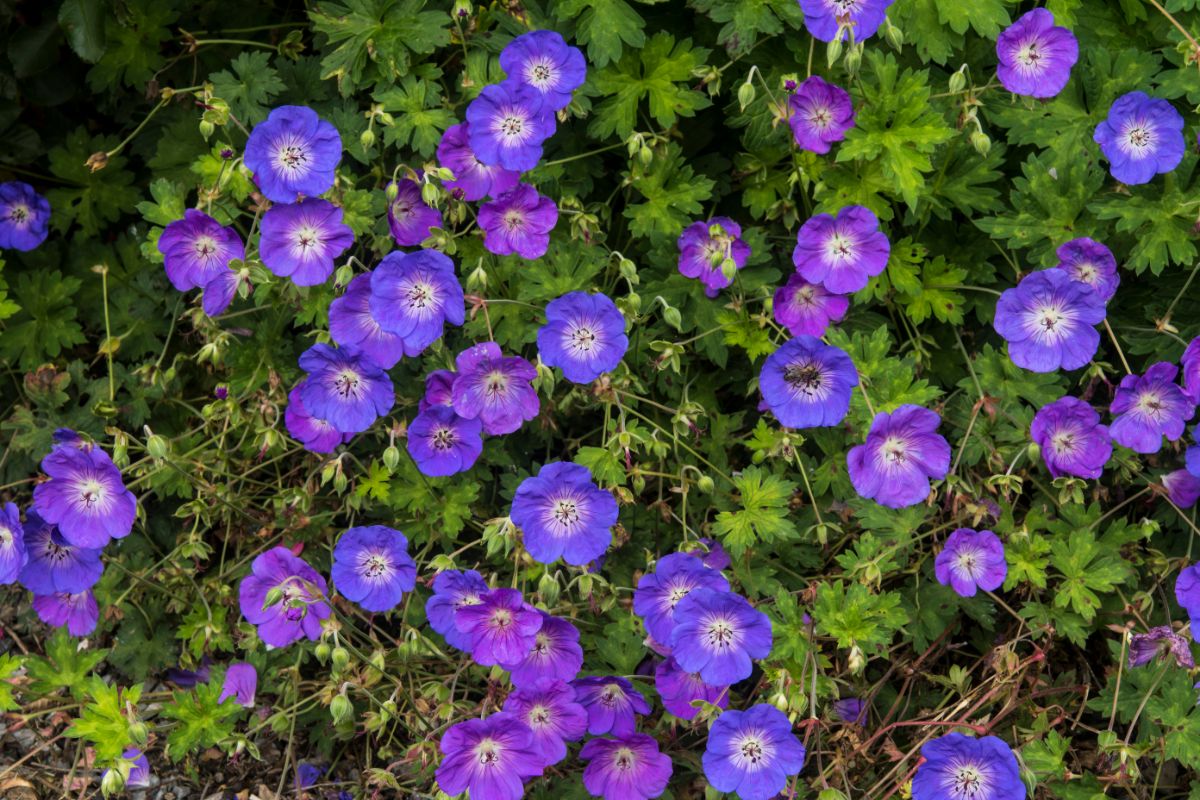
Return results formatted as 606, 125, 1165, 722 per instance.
771, 692, 789, 712
696, 475, 715, 494
948, 67, 967, 95
826, 36, 844, 68
359, 128, 375, 149
737, 80, 756, 111
335, 263, 354, 288
385, 182, 400, 202
331, 646, 350, 671
420, 181, 441, 208
199, 119, 215, 139
262, 586, 284, 610
638, 145, 653, 166
537, 571, 561, 606
452, 0, 472, 17
382, 445, 400, 471
330, 693, 353, 725
314, 642, 331, 662
101, 765, 127, 798
719, 257, 738, 282
883, 18, 904, 50
128, 721, 149, 746
969, 130, 991, 156
844, 44, 863, 76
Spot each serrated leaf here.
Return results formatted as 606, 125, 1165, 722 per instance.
623, 143, 715, 240
210, 51, 286, 125
554, 0, 646, 68
589, 33, 711, 140
25, 629, 108, 698
373, 74, 456, 157
66, 677, 143, 762
713, 466, 798, 557
161, 679, 243, 760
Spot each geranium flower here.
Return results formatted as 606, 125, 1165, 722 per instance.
1094, 92, 1185, 185
500, 30, 587, 112
580, 734, 673, 800
792, 206, 889, 294
419, 369, 457, 411
284, 380, 352, 454
1109, 362, 1194, 454
570, 676, 651, 737
773, 274, 849, 337
1029, 396, 1112, 479
328, 273, 406, 369
297, 344, 394, 435
759, 336, 858, 429
848, 405, 951, 509
236, 547, 331, 648
454, 587, 543, 666
799, 0, 894, 42
911, 733, 1024, 800
219, 662, 258, 707
654, 656, 729, 720
157, 209, 244, 291
407, 405, 484, 477
32, 590, 98, 637
788, 76, 855, 154
0, 503, 25, 585
670, 588, 772, 685
995, 9, 1078, 98
934, 528, 1007, 598
368, 249, 464, 358
677, 217, 751, 298
633, 552, 730, 644
465, 82, 556, 171
437, 123, 521, 201
259, 198, 354, 287
435, 713, 544, 800
537, 291, 628, 384
451, 342, 539, 435
18, 511, 103, 595
1052, 238, 1119, 303
1181, 336, 1200, 405
510, 462, 618, 566
703, 705, 806, 800
244, 105, 342, 203
425, 569, 489, 651
992, 270, 1104, 373
331, 525, 417, 612
1163, 469, 1200, 509
0, 181, 51, 251
509, 612, 584, 687
32, 438, 136, 549
478, 184, 558, 259
387, 179, 442, 247
501, 680, 588, 766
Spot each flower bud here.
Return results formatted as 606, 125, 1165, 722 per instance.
969, 130, 991, 156
85, 152, 109, 172
638, 145, 653, 166
844, 43, 863, 77
421, 181, 441, 209
847, 644, 866, 674
101, 764, 127, 798
737, 80, 756, 111
720, 257, 738, 282
537, 571, 561, 606
199, 119, 215, 139
334, 263, 354, 288
359, 128, 375, 150
262, 586, 284, 610
452, 0, 472, 17
314, 641, 331, 662
771, 692, 789, 712
618, 257, 638, 283
128, 720, 149, 746
948, 67, 967, 95
331, 646, 350, 671
696, 475, 715, 494
382, 445, 400, 471
330, 693, 353, 725
662, 304, 682, 331
883, 18, 904, 50
826, 36, 844, 68
385, 182, 400, 202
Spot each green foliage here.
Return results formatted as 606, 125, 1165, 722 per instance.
814, 580, 909, 659
589, 33, 711, 139
160, 679, 243, 760
713, 466, 798, 557
66, 677, 144, 762
210, 52, 287, 125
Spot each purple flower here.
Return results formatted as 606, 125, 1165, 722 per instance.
500, 30, 587, 112
510, 612, 584, 687
407, 405, 484, 477
580, 734, 673, 800
510, 462, 618, 566
760, 336, 858, 429
165, 660, 211, 687
848, 405, 952, 509
1176, 564, 1200, 629
788, 76, 855, 154
32, 441, 136, 549
479, 184, 558, 259
501, 680, 588, 766
633, 552, 731, 643
834, 697, 867, 725
260, 198, 354, 287
368, 249, 465, 357
995, 9, 1078, 98
297, 344, 394, 434
331, 525, 417, 612
1128, 626, 1194, 669
537, 292, 629, 384
1164, 469, 1200, 509
792, 206, 889, 294
1094, 92, 1185, 185
773, 274, 849, 337
1109, 362, 1195, 453
455, 587, 543, 666
437, 123, 521, 201
328, 273, 406, 369
700, 538, 731, 571
237, 547, 331, 648
799, 0, 894, 42
425, 569, 489, 651
465, 82, 556, 171
1181, 336, 1200, 405
244, 105, 342, 203
677, 217, 751, 298
285, 381, 351, 454
671, 588, 772, 685
703, 704, 806, 800
992, 270, 1105, 373
219, 662, 258, 707
571, 676, 651, 737
654, 656, 729, 720
32, 590, 98, 636
1053, 238, 1119, 303
387, 179, 442, 247
436, 713, 544, 800
934, 529, 1007, 598
911, 734, 1023, 800
0, 181, 50, 251
451, 342, 540, 435
1189, 442, 1200, 478
202, 268, 241, 317
296, 763, 324, 789
103, 748, 150, 790
18, 511, 103, 595
421, 369, 457, 411
157, 209, 245, 292
1030, 396, 1112, 479
0, 503, 26, 585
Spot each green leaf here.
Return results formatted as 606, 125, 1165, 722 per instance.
576, 446, 628, 487
891, 0, 1010, 64
66, 677, 143, 762
896, 255, 968, 325
713, 466, 798, 557
58, 0, 108, 63
373, 74, 456, 157
623, 143, 715, 240
25, 629, 108, 698
690, 0, 804, 56
594, 617, 646, 674
210, 51, 286, 125
0, 271, 87, 369
814, 580, 909, 656
45, 127, 140, 237
161, 679, 243, 760
553, 0, 646, 68
309, 0, 450, 95
109, 613, 180, 681
1049, 528, 1131, 622
86, 0, 176, 91
826, 325, 942, 423
1089, 156, 1199, 275
0, 653, 22, 712
589, 33, 712, 140
836, 51, 955, 208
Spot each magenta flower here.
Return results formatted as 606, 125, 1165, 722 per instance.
32, 590, 98, 637
773, 273, 849, 337
0, 181, 51, 251
32, 439, 136, 549
259, 198, 354, 287
677, 217, 751, 298
454, 587, 543, 667
479, 184, 558, 259
237, 547, 330, 648
654, 656, 729, 720
219, 662, 258, 707
760, 336, 858, 429
437, 123, 521, 201
1052, 238, 1119, 303
580, 734, 673, 800
788, 76, 855, 154
1164, 469, 1200, 509
0, 503, 25, 585
934, 528, 1007, 598
420, 369, 457, 411
1094, 92, 1185, 185
244, 105, 342, 203
465, 82, 556, 171
436, 712, 544, 800
451, 342, 540, 435
995, 9, 1078, 98
501, 679, 588, 766
387, 179, 442, 247
1109, 362, 1194, 454
992, 270, 1104, 373
284, 380, 351, 454
848, 405, 951, 509
792, 206, 889, 294
570, 676, 651, 737
157, 209, 245, 292
1029, 396, 1112, 479
509, 612, 584, 687
500, 30, 587, 112
799, 0, 894, 42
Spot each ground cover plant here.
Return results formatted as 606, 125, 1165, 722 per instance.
1, 0, 1200, 798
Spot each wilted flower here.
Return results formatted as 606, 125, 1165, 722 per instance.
500, 30, 587, 112
1128, 626, 1194, 669
580, 734, 673, 800
995, 9, 1078, 98
501, 679, 588, 766
1094, 92, 1185, 185
236, 547, 331, 648
387, 179, 442, 247
331, 525, 417, 612
759, 336, 858, 429
992, 270, 1104, 373
848, 405, 951, 509
1030, 396, 1112, 479
788, 76, 855, 154
671, 588, 772, 685
510, 462, 618, 566
911, 733, 1024, 800
792, 205, 889, 294
703, 705, 806, 800
0, 181, 51, 251
834, 697, 867, 725
677, 217, 751, 298
244, 105, 342, 203
934, 528, 1007, 598
1109, 362, 1194, 454
570, 676, 651, 737
478, 184, 558, 259
537, 292, 629, 384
